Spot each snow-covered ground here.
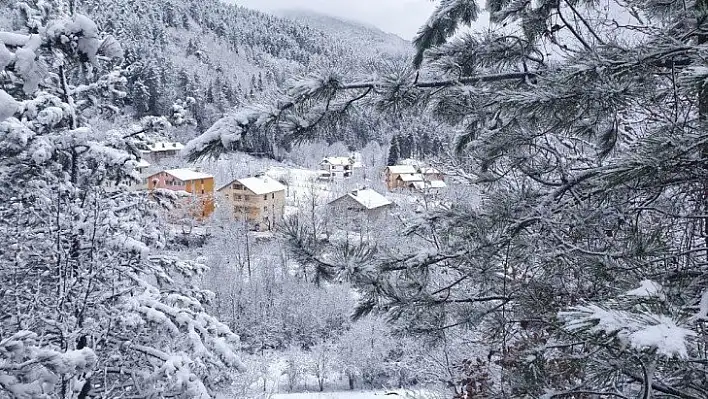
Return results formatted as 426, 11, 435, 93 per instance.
272, 390, 437, 399
272, 392, 389, 399
266, 166, 342, 206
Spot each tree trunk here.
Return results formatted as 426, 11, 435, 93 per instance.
348, 372, 355, 390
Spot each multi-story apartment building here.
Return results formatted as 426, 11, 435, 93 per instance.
217, 175, 286, 230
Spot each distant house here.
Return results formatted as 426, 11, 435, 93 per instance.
141, 142, 185, 163
395, 172, 447, 192
130, 159, 152, 190
217, 175, 286, 230
396, 173, 424, 187
412, 179, 447, 191
136, 159, 151, 173
385, 164, 446, 191
384, 165, 418, 190
420, 167, 444, 182
147, 168, 215, 219
104, 158, 152, 192
328, 188, 393, 219
319, 156, 360, 179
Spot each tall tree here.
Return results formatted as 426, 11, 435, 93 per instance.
387, 135, 401, 166
0, 2, 241, 397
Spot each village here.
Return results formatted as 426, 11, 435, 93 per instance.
123, 141, 449, 234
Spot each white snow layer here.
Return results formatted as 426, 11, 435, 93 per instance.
236, 175, 286, 195
560, 304, 695, 358
625, 280, 663, 298
347, 189, 392, 210
0, 89, 19, 121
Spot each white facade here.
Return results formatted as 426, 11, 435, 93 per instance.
142, 142, 185, 163
319, 156, 357, 179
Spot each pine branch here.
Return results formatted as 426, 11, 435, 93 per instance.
342, 71, 539, 90
412, 0, 480, 68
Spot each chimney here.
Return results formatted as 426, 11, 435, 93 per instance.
351, 190, 358, 196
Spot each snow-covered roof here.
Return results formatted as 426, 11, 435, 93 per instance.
321, 156, 354, 166
220, 176, 286, 195
398, 173, 424, 182
386, 165, 417, 174
413, 180, 447, 190
343, 189, 392, 210
420, 167, 441, 175
158, 168, 213, 181
429, 180, 447, 188
136, 159, 151, 168
147, 142, 185, 152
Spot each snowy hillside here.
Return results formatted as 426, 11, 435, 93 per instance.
0, 0, 409, 142
277, 9, 413, 59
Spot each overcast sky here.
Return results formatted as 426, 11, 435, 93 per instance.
233, 0, 437, 40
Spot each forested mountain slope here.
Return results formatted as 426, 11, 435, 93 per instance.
0, 0, 412, 148
277, 9, 412, 59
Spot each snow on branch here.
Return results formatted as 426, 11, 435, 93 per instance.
182, 106, 268, 161
624, 279, 664, 299
690, 291, 708, 322
0, 331, 97, 397
559, 304, 696, 358
185, 69, 537, 161
1, 13, 122, 94
413, 0, 479, 67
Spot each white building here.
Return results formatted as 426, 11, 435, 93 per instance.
141, 142, 185, 163
318, 156, 361, 179
217, 175, 287, 230
328, 188, 393, 219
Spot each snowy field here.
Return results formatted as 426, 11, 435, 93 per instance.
271, 390, 437, 399
272, 392, 390, 399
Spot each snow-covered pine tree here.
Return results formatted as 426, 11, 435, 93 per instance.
0, 1, 241, 397
186, 0, 708, 396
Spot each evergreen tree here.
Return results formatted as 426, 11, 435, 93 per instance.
187, 0, 708, 396
0, 3, 241, 397
387, 136, 400, 166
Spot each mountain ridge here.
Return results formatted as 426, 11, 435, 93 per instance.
276, 8, 413, 58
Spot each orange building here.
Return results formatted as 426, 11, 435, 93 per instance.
147, 168, 215, 219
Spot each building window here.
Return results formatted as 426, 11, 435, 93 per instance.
201, 189, 204, 194
233, 184, 243, 190
235, 195, 242, 200
263, 206, 267, 212
263, 194, 268, 200
272, 193, 275, 199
